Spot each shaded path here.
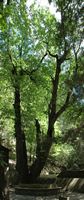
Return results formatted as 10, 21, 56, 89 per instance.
9, 189, 84, 200
67, 191, 84, 200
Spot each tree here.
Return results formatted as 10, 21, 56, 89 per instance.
0, 0, 83, 183
28, 0, 83, 181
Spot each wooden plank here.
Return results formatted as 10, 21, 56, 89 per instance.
15, 186, 62, 196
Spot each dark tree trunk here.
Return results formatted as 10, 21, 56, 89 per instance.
27, 120, 53, 182
14, 84, 28, 183
35, 119, 42, 158
7, 0, 10, 5
28, 136, 52, 182
0, 0, 3, 11
0, 167, 5, 200
0, 166, 9, 200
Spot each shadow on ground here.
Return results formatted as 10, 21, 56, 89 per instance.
67, 192, 84, 200
9, 189, 84, 200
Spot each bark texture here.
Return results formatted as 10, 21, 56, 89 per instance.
14, 85, 28, 183
28, 136, 52, 182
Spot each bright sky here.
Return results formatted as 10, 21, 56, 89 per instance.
27, 0, 61, 21
27, 0, 49, 7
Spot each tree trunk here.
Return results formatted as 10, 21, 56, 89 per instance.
14, 84, 28, 183
0, 166, 9, 200
28, 136, 52, 182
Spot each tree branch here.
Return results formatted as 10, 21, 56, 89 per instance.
35, 119, 41, 134
7, 0, 10, 5
35, 119, 41, 158
47, 49, 58, 59
30, 52, 47, 75
19, 52, 47, 77
63, 2, 70, 11
19, 45, 23, 58
9, 52, 15, 68
55, 91, 71, 120
8, 51, 47, 81
47, 42, 69, 65
8, 52, 17, 76
47, 58, 62, 137
59, 45, 69, 64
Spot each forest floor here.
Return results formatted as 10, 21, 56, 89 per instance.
9, 189, 84, 200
